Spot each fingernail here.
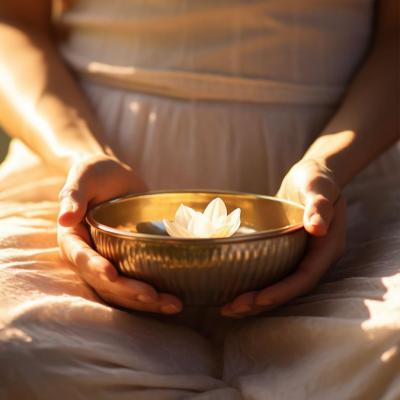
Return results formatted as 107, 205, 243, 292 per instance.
161, 304, 180, 314
220, 305, 232, 315
137, 294, 156, 304
309, 213, 323, 226
232, 304, 252, 314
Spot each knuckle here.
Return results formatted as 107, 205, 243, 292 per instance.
306, 175, 326, 190
313, 194, 330, 205
305, 175, 340, 204
310, 194, 331, 209
305, 176, 332, 195
125, 289, 141, 301
73, 248, 91, 268
306, 195, 333, 219
59, 187, 79, 200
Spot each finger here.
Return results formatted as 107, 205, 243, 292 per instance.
58, 163, 91, 226
59, 225, 182, 314
221, 291, 257, 317
58, 186, 88, 227
255, 198, 345, 308
254, 245, 332, 308
98, 276, 182, 312
59, 225, 118, 282
157, 293, 183, 314
221, 244, 332, 319
220, 249, 329, 317
303, 193, 334, 236
97, 276, 182, 312
223, 197, 346, 317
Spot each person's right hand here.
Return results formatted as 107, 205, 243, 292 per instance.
57, 154, 183, 315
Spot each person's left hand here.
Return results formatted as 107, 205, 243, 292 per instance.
221, 159, 346, 318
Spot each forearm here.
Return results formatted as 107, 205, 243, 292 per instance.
0, 21, 108, 173
302, 5, 399, 188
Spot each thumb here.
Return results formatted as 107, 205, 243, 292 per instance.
58, 170, 89, 227
303, 193, 335, 237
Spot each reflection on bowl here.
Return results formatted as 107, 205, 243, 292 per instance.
86, 190, 307, 306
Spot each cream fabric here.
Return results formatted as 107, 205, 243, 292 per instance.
1, 0, 400, 399
1, 141, 399, 400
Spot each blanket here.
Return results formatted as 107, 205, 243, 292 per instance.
0, 140, 399, 400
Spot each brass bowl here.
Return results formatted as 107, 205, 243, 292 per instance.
87, 191, 307, 306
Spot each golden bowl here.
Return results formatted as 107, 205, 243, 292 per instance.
86, 190, 307, 306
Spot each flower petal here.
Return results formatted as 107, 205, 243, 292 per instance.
164, 199, 241, 238
226, 208, 241, 224
188, 211, 214, 237
226, 208, 241, 236
204, 197, 227, 224
175, 204, 196, 229
163, 219, 194, 238
210, 224, 233, 238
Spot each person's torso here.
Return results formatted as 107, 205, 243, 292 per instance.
55, 0, 375, 104
51, 0, 384, 193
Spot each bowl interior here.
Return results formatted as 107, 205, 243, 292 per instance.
88, 191, 304, 237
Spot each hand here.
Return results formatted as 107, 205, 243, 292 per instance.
57, 154, 182, 315
221, 159, 346, 318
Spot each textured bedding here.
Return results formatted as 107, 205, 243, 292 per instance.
0, 140, 399, 400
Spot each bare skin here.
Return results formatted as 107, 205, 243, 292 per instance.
0, 1, 398, 317
0, 0, 182, 314
222, 0, 399, 317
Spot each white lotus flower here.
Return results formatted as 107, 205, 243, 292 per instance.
163, 197, 241, 238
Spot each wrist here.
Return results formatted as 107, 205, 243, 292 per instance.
58, 149, 106, 174
68, 152, 134, 177
57, 139, 118, 174
54, 119, 116, 173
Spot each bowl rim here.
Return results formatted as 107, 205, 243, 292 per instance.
86, 189, 305, 244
